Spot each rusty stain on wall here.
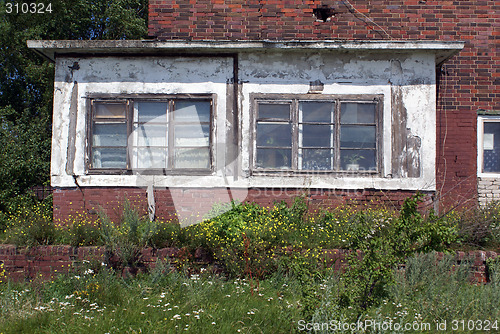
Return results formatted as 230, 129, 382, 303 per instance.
391, 60, 421, 178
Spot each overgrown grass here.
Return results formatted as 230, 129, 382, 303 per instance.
0, 260, 302, 334
1, 253, 499, 333
312, 252, 500, 333
2, 194, 500, 332
451, 201, 500, 250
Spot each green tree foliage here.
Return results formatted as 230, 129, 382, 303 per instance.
0, 0, 148, 211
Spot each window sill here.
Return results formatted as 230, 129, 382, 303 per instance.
86, 169, 214, 176
478, 173, 500, 179
250, 170, 380, 177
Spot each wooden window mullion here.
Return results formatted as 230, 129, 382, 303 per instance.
291, 99, 299, 170
126, 99, 132, 170
334, 99, 341, 171
167, 99, 174, 170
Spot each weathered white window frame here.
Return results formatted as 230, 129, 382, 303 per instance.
250, 94, 383, 175
478, 115, 500, 176
86, 94, 214, 175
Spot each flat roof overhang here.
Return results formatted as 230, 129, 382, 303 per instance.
27, 39, 464, 66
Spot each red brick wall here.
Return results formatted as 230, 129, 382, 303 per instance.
53, 187, 432, 223
0, 244, 496, 283
0, 245, 189, 282
148, 0, 499, 208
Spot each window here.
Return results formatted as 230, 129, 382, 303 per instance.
478, 116, 500, 174
88, 96, 212, 173
252, 95, 381, 173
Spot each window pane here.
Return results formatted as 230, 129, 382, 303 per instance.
483, 122, 500, 173
174, 124, 210, 147
340, 125, 376, 149
301, 102, 333, 122
301, 149, 332, 170
95, 103, 126, 118
256, 123, 292, 147
174, 147, 210, 169
137, 102, 168, 123
256, 148, 292, 169
340, 149, 376, 171
341, 103, 376, 124
258, 104, 290, 120
301, 124, 332, 147
135, 148, 167, 169
134, 124, 167, 147
93, 123, 127, 146
92, 148, 126, 168
174, 101, 211, 123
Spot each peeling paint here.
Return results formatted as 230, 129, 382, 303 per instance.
65, 82, 78, 176
406, 134, 421, 178
51, 50, 436, 191
390, 85, 422, 178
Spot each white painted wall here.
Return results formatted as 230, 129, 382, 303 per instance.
51, 51, 437, 191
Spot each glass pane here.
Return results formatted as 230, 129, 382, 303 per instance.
258, 104, 290, 120
483, 122, 500, 172
256, 123, 292, 147
134, 148, 167, 169
174, 101, 211, 123
174, 148, 210, 169
92, 148, 126, 168
340, 125, 376, 148
134, 124, 167, 147
93, 123, 127, 146
95, 103, 126, 118
341, 103, 376, 124
340, 149, 376, 171
301, 102, 333, 122
174, 124, 210, 147
301, 124, 332, 147
136, 102, 168, 123
301, 149, 332, 170
256, 148, 292, 169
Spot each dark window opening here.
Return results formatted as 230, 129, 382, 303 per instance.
313, 6, 335, 22
482, 121, 500, 173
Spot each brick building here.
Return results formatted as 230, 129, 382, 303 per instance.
29, 0, 498, 223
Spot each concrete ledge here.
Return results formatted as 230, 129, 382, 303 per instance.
27, 39, 464, 64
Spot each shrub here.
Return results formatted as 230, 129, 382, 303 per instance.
184, 198, 311, 278
98, 199, 181, 269
312, 252, 500, 328
2, 195, 57, 247
486, 256, 500, 285
0, 262, 5, 284
452, 201, 500, 250
148, 220, 181, 248
56, 213, 102, 247
338, 193, 459, 313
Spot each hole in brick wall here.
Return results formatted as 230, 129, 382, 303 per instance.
313, 5, 335, 22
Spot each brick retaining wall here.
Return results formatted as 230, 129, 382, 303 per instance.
0, 244, 497, 284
